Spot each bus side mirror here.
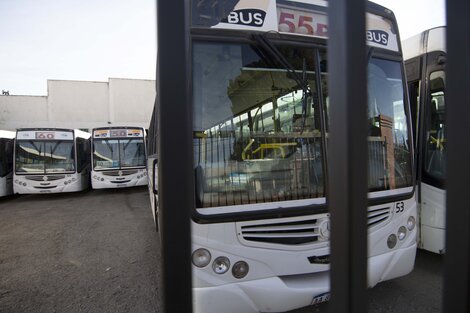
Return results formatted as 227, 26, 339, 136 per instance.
152, 158, 158, 194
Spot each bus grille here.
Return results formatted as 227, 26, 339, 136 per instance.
367, 206, 391, 227
102, 169, 138, 176
237, 207, 390, 247
25, 175, 66, 181
238, 218, 322, 246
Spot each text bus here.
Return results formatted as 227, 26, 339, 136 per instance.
403, 26, 446, 254
148, 1, 417, 312
0, 130, 15, 197
14, 128, 91, 194
91, 127, 147, 189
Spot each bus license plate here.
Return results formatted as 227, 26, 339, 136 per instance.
117, 183, 127, 187
311, 292, 330, 305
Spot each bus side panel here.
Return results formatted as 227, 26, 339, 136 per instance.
419, 182, 446, 253
0, 174, 13, 197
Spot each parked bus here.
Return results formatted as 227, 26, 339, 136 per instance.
148, 1, 417, 312
403, 26, 446, 254
13, 128, 91, 194
0, 130, 15, 197
91, 127, 147, 189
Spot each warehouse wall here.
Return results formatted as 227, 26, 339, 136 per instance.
0, 78, 155, 132
109, 78, 155, 128
0, 95, 48, 130
48, 80, 109, 130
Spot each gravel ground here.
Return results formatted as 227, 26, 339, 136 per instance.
0, 187, 161, 313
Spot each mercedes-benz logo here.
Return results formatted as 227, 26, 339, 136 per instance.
319, 220, 330, 240
118, 170, 123, 177
42, 176, 48, 182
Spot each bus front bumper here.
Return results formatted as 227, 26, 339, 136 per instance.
368, 241, 417, 287
193, 242, 416, 313
194, 271, 329, 313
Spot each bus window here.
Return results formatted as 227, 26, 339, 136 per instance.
15, 140, 75, 174
120, 139, 146, 168
193, 42, 324, 208
424, 70, 446, 180
77, 138, 90, 172
366, 58, 413, 192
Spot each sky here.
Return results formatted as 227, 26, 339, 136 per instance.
0, 0, 446, 96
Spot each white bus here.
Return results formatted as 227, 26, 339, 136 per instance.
0, 130, 15, 197
13, 128, 91, 194
148, 1, 417, 312
403, 26, 446, 254
91, 127, 147, 189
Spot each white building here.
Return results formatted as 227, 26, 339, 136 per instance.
0, 78, 155, 131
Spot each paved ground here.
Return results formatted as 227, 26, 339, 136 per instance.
0, 187, 160, 313
290, 249, 443, 313
0, 187, 443, 313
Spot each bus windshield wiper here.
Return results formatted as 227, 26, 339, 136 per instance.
50, 141, 62, 155
104, 140, 114, 154
29, 140, 41, 154
252, 34, 311, 95
252, 34, 312, 133
122, 139, 133, 151
367, 46, 375, 64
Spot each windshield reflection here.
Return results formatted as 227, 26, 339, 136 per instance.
15, 140, 75, 174
93, 138, 146, 170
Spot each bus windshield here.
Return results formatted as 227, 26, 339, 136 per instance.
192, 40, 413, 210
366, 57, 413, 192
15, 140, 75, 174
93, 138, 146, 170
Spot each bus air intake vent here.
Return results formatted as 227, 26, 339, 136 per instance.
239, 218, 320, 246
102, 169, 138, 176
25, 175, 66, 181
367, 206, 391, 227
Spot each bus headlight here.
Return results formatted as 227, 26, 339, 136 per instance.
387, 234, 397, 249
397, 226, 407, 240
192, 248, 211, 268
212, 256, 230, 274
232, 261, 249, 279
407, 216, 416, 231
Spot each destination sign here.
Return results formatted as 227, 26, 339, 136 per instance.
17, 130, 74, 141
93, 129, 143, 138
209, 0, 399, 52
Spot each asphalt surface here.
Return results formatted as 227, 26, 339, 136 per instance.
0, 187, 161, 313
0, 187, 443, 313
290, 249, 443, 313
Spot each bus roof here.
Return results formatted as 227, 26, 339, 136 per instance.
403, 26, 446, 61
0, 130, 15, 139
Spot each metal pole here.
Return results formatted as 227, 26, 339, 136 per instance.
156, 0, 193, 312
443, 0, 470, 312
327, 0, 368, 312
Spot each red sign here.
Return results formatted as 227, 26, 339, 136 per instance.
35, 132, 55, 139
277, 7, 328, 38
